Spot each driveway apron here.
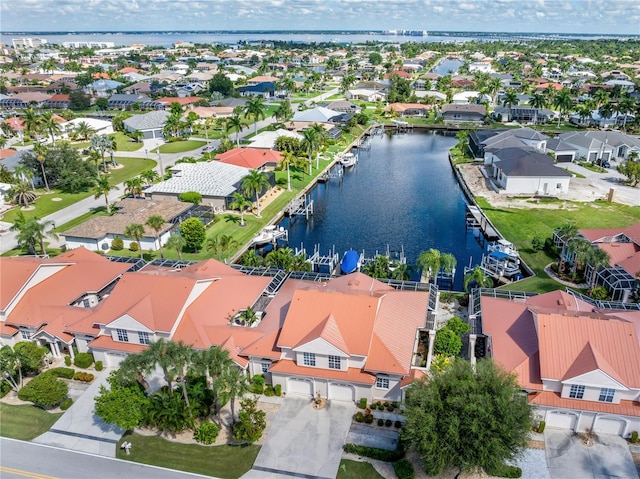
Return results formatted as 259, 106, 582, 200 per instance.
33, 369, 124, 457
242, 396, 355, 479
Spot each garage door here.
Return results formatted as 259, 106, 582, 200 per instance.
329, 383, 354, 402
556, 154, 573, 163
287, 378, 313, 397
547, 411, 577, 430
594, 418, 625, 436
105, 352, 127, 368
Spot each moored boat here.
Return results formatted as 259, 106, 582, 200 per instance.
338, 151, 358, 168
340, 249, 361, 274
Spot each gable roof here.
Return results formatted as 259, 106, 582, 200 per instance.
294, 314, 350, 355
216, 147, 283, 169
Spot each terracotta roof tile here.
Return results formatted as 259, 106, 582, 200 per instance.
241, 329, 281, 359
270, 359, 376, 384
529, 391, 640, 417
0, 256, 42, 310
598, 242, 639, 267
294, 314, 350, 354
89, 335, 148, 353
216, 148, 283, 169
562, 342, 626, 386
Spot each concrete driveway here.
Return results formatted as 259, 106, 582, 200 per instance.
545, 429, 639, 479
241, 396, 355, 479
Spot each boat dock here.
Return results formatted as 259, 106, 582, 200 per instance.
284, 194, 314, 220
297, 244, 340, 274
391, 119, 413, 132
466, 205, 499, 240
248, 225, 288, 248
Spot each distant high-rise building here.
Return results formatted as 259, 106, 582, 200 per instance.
12, 37, 48, 49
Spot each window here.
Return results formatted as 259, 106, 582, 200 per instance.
569, 384, 585, 399
138, 331, 150, 345
303, 352, 316, 367
328, 355, 341, 370
82, 299, 91, 308
598, 388, 615, 403
261, 362, 269, 374
376, 376, 389, 390
20, 330, 31, 340
116, 329, 129, 342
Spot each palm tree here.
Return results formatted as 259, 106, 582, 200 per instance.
194, 346, 233, 419
528, 93, 547, 125
90, 134, 114, 172
219, 365, 249, 423
10, 180, 36, 207
92, 174, 117, 209
598, 102, 614, 123
32, 143, 50, 192
241, 170, 270, 218
124, 176, 143, 197
165, 233, 186, 260
340, 73, 356, 93
146, 214, 166, 258
301, 128, 319, 176
226, 115, 243, 148
40, 112, 61, 145
123, 222, 145, 259
553, 88, 574, 127
463, 266, 493, 291
390, 263, 414, 280
22, 108, 42, 141
502, 89, 518, 110
416, 248, 441, 284
244, 97, 266, 135
567, 238, 593, 275
74, 121, 95, 141
240, 250, 264, 267
585, 248, 610, 290
10, 213, 57, 255
617, 97, 634, 132
169, 341, 195, 416
265, 247, 296, 271
238, 306, 258, 327
229, 192, 252, 226
274, 101, 293, 124
488, 77, 503, 106
440, 253, 457, 277
143, 338, 178, 390
114, 351, 152, 393
140, 169, 159, 186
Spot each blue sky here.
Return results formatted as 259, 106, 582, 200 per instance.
1, 0, 638, 35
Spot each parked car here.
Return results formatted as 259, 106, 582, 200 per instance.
594, 159, 610, 168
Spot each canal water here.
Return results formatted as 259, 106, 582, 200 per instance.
280, 130, 485, 290
432, 58, 464, 76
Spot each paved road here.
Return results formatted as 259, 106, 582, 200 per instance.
0, 438, 216, 479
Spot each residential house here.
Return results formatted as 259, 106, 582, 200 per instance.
386, 103, 429, 117
492, 106, 556, 124
107, 93, 149, 110
548, 131, 640, 163
247, 129, 303, 150
43, 94, 70, 110
439, 104, 486, 125
87, 79, 124, 97
123, 110, 169, 139
237, 82, 283, 99
477, 289, 640, 437
62, 198, 194, 253
215, 147, 283, 171
469, 127, 549, 159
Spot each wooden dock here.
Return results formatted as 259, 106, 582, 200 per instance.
466, 205, 499, 240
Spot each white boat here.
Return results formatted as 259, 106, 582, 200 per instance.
338, 152, 358, 168
487, 239, 519, 262
249, 225, 288, 247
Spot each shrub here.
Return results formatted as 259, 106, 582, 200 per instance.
73, 352, 94, 369
94, 361, 103, 372
44, 367, 75, 379
364, 414, 374, 424
264, 386, 275, 397
484, 463, 522, 478
377, 418, 384, 426
394, 458, 415, 479
18, 374, 68, 407
274, 384, 281, 396
251, 374, 265, 394
531, 236, 544, 251
179, 191, 203, 205
359, 398, 367, 409
73, 372, 94, 382
395, 420, 402, 428
129, 241, 139, 252
385, 419, 393, 427
384, 401, 390, 408
355, 411, 364, 422
387, 405, 395, 412
343, 443, 405, 462
0, 381, 10, 398
180, 218, 206, 252
111, 238, 123, 251
537, 420, 546, 434
630, 431, 638, 443
193, 421, 220, 445
60, 398, 73, 410
64, 356, 71, 367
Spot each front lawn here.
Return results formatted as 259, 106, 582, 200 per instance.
116, 433, 259, 479
337, 459, 385, 479
157, 140, 206, 154
111, 131, 144, 152
0, 403, 62, 440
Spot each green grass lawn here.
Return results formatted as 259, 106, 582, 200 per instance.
1, 157, 156, 224
476, 197, 640, 291
112, 131, 143, 152
116, 433, 259, 479
337, 459, 385, 479
0, 403, 62, 440
157, 140, 207, 154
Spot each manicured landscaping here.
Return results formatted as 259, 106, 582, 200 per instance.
157, 140, 206, 154
337, 459, 385, 479
111, 131, 144, 152
116, 433, 260, 479
0, 403, 62, 440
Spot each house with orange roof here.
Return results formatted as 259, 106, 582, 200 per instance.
478, 288, 640, 437
1, 249, 434, 404
554, 222, 640, 303
215, 148, 283, 171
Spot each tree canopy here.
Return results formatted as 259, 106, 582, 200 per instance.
403, 359, 532, 476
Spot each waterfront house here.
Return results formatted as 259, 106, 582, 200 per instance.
547, 131, 640, 163
478, 289, 640, 438
469, 127, 549, 159
386, 103, 430, 117
439, 104, 486, 125
123, 110, 169, 139
215, 147, 283, 171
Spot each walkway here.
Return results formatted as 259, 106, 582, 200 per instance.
241, 396, 355, 479
33, 369, 124, 457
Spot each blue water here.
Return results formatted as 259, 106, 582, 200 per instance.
280, 131, 485, 290
432, 59, 464, 76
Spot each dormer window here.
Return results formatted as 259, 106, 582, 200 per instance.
569, 384, 585, 399
117, 329, 129, 342
376, 375, 389, 390
138, 331, 150, 345
328, 355, 341, 370
598, 388, 615, 403
303, 352, 316, 367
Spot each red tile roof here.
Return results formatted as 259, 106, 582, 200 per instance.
156, 97, 201, 105
0, 149, 16, 159
529, 391, 640, 417
270, 359, 376, 384
89, 335, 148, 354
216, 148, 283, 169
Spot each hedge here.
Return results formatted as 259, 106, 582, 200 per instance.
484, 463, 522, 478
73, 352, 94, 369
18, 374, 68, 407
359, 398, 367, 409
111, 238, 123, 251
60, 398, 73, 410
73, 372, 94, 382
631, 431, 638, 443
129, 241, 139, 252
394, 458, 414, 479
95, 361, 103, 371
43, 367, 75, 379
343, 443, 405, 462
64, 356, 71, 366
274, 384, 282, 396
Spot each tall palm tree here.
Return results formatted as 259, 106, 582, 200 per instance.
241, 170, 270, 218
123, 222, 145, 258
502, 89, 518, 110
39, 112, 60, 145
169, 341, 195, 416
586, 248, 610, 290
124, 176, 143, 197
617, 97, 634, 132
528, 93, 547, 126
226, 115, 243, 148
390, 263, 414, 280
440, 253, 457, 277
92, 174, 117, 209
10, 213, 57, 256
567, 238, 593, 275
229, 192, 252, 226
598, 102, 614, 123
165, 233, 186, 260
488, 77, 503, 106
244, 97, 266, 135
140, 169, 159, 186
553, 88, 574, 127
32, 143, 50, 192
22, 108, 42, 141
274, 101, 293, 124
90, 134, 114, 172
142, 338, 178, 390
463, 266, 493, 291
301, 128, 319, 176
194, 346, 232, 419
416, 248, 441, 284
146, 214, 166, 258
241, 249, 264, 267
219, 365, 249, 423
74, 121, 95, 141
